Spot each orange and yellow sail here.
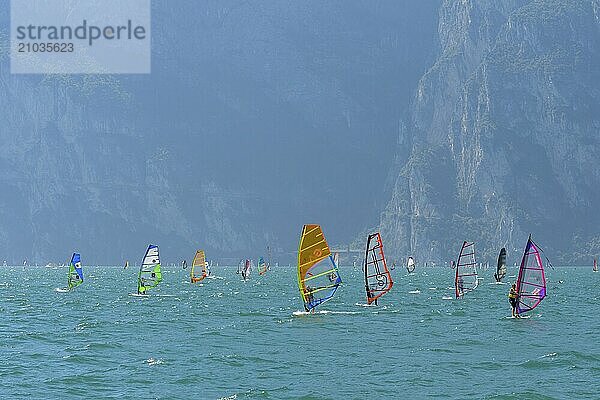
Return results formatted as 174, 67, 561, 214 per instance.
191, 250, 208, 283
297, 224, 342, 311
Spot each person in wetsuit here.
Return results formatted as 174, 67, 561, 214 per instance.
508, 283, 519, 318
304, 286, 315, 312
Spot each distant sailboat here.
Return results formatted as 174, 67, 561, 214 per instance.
515, 235, 547, 315
241, 259, 252, 281
455, 241, 478, 298
364, 232, 393, 305
494, 248, 507, 282
182, 259, 188, 269
297, 224, 342, 312
258, 256, 268, 275
191, 250, 208, 283
594, 258, 598, 272
124, 260, 129, 270
136, 245, 162, 295
333, 252, 340, 268
66, 253, 83, 290
406, 256, 415, 273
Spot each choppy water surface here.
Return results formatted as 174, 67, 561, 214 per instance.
0, 265, 598, 399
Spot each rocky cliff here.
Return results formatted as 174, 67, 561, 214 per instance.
380, 0, 600, 265
0, 2, 440, 263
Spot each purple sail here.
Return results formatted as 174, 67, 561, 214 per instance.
516, 236, 547, 314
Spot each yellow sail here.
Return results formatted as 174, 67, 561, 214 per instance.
191, 250, 207, 283
297, 224, 341, 311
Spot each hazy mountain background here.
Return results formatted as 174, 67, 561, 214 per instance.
379, 0, 600, 265
0, 1, 598, 265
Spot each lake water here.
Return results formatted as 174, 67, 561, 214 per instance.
0, 265, 598, 399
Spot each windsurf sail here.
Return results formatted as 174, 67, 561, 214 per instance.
515, 235, 547, 314
67, 253, 83, 290
494, 248, 507, 282
406, 256, 415, 273
137, 244, 162, 295
594, 258, 598, 272
182, 259, 188, 269
258, 256, 268, 275
124, 260, 129, 270
241, 259, 252, 280
455, 241, 478, 298
191, 250, 207, 283
297, 224, 342, 312
364, 232, 393, 305
333, 252, 340, 268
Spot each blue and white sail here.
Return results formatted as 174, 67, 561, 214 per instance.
67, 253, 83, 290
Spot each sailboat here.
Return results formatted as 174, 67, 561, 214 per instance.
135, 244, 162, 296
333, 252, 340, 268
364, 232, 393, 305
515, 235, 547, 315
241, 259, 252, 281
454, 241, 478, 298
124, 260, 129, 270
406, 256, 415, 273
494, 248, 507, 282
297, 224, 342, 312
191, 250, 208, 283
62, 253, 83, 291
258, 256, 268, 275
594, 258, 598, 272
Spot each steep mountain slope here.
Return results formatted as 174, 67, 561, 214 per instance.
0, 2, 440, 263
380, 0, 600, 264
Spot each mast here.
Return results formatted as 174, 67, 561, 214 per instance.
364, 232, 393, 305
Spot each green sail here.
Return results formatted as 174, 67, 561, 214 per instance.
67, 253, 83, 290
137, 245, 162, 295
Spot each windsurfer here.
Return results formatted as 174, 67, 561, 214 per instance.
305, 286, 315, 311
457, 276, 464, 296
366, 287, 378, 305
508, 283, 519, 318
